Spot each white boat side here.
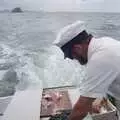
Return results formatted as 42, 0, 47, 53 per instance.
0, 96, 13, 115
2, 89, 42, 120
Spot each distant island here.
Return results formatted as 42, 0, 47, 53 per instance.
11, 7, 23, 13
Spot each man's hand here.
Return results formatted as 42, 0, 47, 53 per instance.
68, 96, 95, 120
92, 98, 107, 113
92, 99, 102, 113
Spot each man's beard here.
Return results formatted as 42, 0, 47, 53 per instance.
78, 56, 88, 65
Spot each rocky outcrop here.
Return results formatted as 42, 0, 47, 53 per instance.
11, 7, 23, 13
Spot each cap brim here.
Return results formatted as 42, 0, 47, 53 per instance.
61, 43, 73, 59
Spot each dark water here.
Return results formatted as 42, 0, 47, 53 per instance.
0, 12, 120, 97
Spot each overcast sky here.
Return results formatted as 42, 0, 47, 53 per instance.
0, 0, 120, 12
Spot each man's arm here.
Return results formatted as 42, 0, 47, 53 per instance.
68, 96, 95, 120
68, 54, 118, 120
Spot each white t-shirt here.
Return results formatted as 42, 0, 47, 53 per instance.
79, 37, 120, 100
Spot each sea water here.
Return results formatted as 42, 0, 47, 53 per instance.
0, 12, 120, 97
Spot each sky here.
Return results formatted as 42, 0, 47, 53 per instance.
0, 0, 120, 12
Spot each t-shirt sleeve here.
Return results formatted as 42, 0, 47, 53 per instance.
79, 58, 118, 99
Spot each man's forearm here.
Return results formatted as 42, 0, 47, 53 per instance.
68, 96, 95, 120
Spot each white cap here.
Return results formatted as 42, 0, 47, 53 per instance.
53, 21, 85, 48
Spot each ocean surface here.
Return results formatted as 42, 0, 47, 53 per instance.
0, 12, 120, 97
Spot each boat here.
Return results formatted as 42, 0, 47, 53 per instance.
40, 86, 119, 120
0, 89, 41, 120
0, 95, 12, 119
0, 86, 119, 120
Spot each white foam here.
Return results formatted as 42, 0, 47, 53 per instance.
0, 43, 43, 96
43, 46, 86, 88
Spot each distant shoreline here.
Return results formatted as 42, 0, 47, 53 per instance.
0, 11, 120, 14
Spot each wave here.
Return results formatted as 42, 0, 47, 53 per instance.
43, 45, 86, 88
0, 43, 43, 97
0, 43, 86, 97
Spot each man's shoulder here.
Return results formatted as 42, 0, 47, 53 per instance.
92, 36, 120, 51
89, 37, 114, 58
90, 36, 117, 49
95, 36, 118, 42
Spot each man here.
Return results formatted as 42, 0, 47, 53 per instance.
53, 21, 120, 120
